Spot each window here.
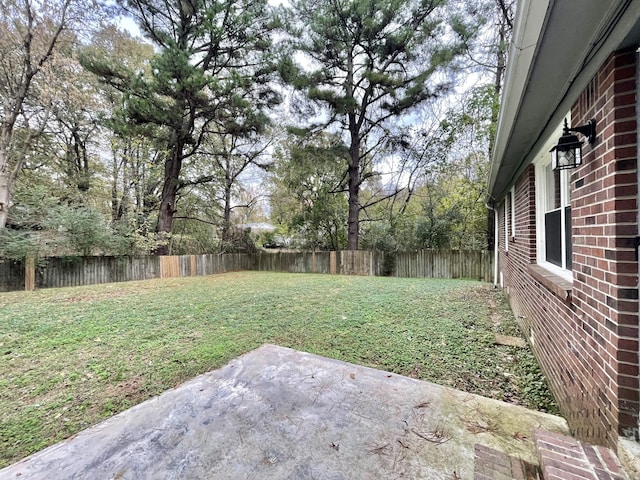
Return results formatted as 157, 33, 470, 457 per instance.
510, 187, 515, 239
504, 198, 508, 251
535, 161, 572, 275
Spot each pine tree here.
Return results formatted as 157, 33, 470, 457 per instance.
84, 0, 280, 254
281, 0, 472, 249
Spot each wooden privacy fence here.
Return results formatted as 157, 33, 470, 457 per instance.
249, 250, 384, 276
1, 250, 492, 291
0, 258, 26, 291
37, 255, 161, 288
394, 250, 492, 281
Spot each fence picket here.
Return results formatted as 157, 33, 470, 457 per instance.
0, 250, 493, 291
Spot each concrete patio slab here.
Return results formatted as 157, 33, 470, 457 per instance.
0, 344, 569, 479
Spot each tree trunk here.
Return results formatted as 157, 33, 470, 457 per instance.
346, 47, 360, 251
111, 141, 121, 222
489, 1, 512, 153
154, 145, 183, 255
487, 3, 512, 251
119, 153, 131, 220
135, 146, 145, 215
222, 179, 232, 243
0, 135, 13, 229
0, 169, 11, 229
347, 143, 360, 251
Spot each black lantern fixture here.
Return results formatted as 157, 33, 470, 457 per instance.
550, 118, 596, 170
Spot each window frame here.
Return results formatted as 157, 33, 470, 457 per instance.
534, 122, 573, 282
510, 186, 515, 240
504, 197, 509, 252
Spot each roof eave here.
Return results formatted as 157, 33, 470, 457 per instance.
487, 0, 550, 203
488, 0, 640, 202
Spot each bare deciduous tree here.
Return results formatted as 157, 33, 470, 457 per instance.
0, 0, 100, 228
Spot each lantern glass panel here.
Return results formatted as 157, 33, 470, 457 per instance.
551, 145, 582, 170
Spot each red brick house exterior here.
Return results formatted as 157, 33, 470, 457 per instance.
489, 1, 640, 456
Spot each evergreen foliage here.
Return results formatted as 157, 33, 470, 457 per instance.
82, 0, 280, 253
0, 0, 513, 258
281, 0, 475, 249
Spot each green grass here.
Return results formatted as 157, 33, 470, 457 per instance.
0, 272, 557, 467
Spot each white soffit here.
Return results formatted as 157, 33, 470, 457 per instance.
488, 0, 549, 200
488, 0, 640, 202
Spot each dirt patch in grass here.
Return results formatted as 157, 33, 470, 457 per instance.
59, 292, 129, 303
0, 272, 558, 467
110, 376, 145, 398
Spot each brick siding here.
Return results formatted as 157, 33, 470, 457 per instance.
498, 49, 639, 449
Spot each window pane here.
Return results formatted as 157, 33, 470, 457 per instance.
544, 163, 555, 211
554, 169, 561, 209
543, 165, 570, 212
545, 210, 562, 267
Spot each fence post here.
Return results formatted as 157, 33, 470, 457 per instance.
0, 249, 495, 291
25, 257, 35, 291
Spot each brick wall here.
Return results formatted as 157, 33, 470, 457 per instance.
498, 165, 537, 336
498, 49, 639, 449
571, 48, 639, 443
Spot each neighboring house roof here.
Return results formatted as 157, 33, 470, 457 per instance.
488, 0, 640, 202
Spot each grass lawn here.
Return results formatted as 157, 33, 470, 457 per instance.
0, 271, 557, 467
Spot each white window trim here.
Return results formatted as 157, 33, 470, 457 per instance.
504, 199, 508, 252
510, 186, 515, 239
533, 122, 573, 284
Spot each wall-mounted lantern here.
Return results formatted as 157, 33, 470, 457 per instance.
550, 118, 596, 170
